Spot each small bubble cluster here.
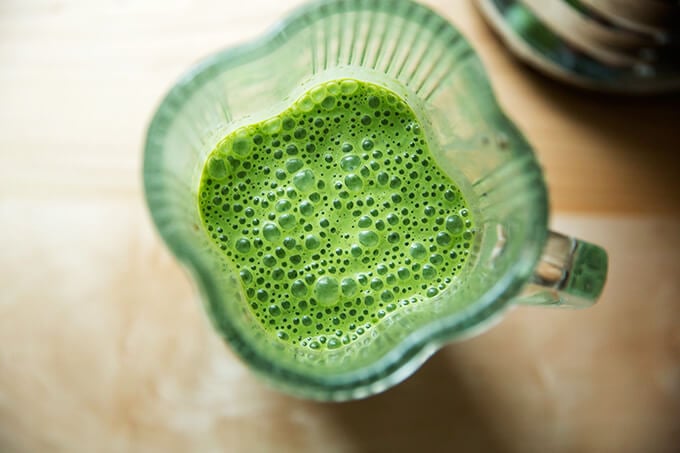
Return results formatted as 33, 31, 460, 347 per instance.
198, 78, 476, 350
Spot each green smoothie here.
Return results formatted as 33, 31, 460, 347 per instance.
198, 79, 475, 350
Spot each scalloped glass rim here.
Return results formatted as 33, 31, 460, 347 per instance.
144, 0, 548, 400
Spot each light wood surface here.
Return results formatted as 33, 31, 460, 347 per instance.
1, 1, 679, 452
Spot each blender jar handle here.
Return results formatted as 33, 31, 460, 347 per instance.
515, 231, 608, 308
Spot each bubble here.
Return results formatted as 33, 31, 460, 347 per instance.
321, 96, 336, 110
368, 96, 380, 108
422, 265, 437, 280
361, 139, 374, 151
299, 200, 314, 216
285, 158, 303, 173
256, 289, 268, 302
272, 268, 284, 280
325, 81, 340, 95
377, 264, 388, 275
361, 115, 372, 125
446, 215, 464, 235
381, 290, 394, 302
350, 245, 362, 257
276, 199, 291, 212
430, 254, 443, 265
340, 155, 361, 171
293, 169, 315, 191
207, 156, 227, 179
409, 242, 427, 260
240, 269, 253, 284
268, 304, 281, 316
358, 216, 372, 228
310, 85, 327, 103
341, 278, 358, 297
232, 136, 251, 157
327, 337, 341, 349
358, 231, 379, 247
345, 174, 363, 191
386, 214, 398, 225
235, 238, 251, 253
278, 213, 296, 230
424, 206, 435, 216
315, 276, 339, 306
291, 280, 307, 297
263, 254, 277, 267
277, 331, 289, 340
263, 117, 282, 134
377, 172, 389, 185
340, 79, 358, 94
305, 234, 320, 250
387, 232, 400, 243
262, 222, 281, 242
370, 278, 383, 290
436, 232, 451, 246
426, 287, 439, 297
298, 95, 314, 112
302, 315, 312, 326
341, 143, 353, 153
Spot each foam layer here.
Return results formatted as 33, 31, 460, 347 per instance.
198, 79, 475, 350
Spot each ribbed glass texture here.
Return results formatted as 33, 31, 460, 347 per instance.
144, 0, 548, 400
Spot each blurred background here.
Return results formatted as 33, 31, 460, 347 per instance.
478, 0, 680, 93
1, 0, 679, 452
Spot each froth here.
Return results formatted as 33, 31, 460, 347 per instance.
198, 78, 475, 350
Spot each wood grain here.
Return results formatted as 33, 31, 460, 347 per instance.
1, 1, 679, 452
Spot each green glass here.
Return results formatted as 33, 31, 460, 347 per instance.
144, 0, 608, 401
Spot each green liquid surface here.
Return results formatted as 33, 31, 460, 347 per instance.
198, 79, 475, 350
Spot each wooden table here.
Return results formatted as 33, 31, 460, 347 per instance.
1, 1, 679, 451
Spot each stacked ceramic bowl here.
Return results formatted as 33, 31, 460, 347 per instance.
476, 0, 680, 93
